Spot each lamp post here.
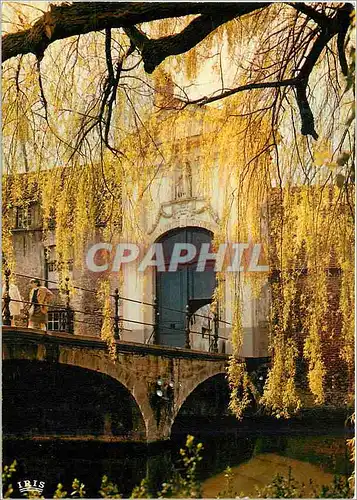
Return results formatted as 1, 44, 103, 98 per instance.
154, 376, 174, 401
2, 267, 12, 326
185, 304, 191, 349
113, 288, 120, 340
150, 376, 175, 425
64, 277, 73, 333
213, 309, 219, 353
153, 297, 159, 344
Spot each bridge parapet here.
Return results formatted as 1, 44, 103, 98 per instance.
2, 269, 232, 353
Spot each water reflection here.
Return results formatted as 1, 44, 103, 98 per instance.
4, 419, 352, 498
202, 454, 337, 498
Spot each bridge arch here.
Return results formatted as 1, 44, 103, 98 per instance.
2, 344, 153, 440
3, 358, 147, 440
174, 370, 229, 421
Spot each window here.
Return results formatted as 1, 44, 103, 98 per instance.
45, 247, 73, 289
47, 261, 57, 272
15, 207, 32, 229
47, 207, 56, 229
47, 310, 67, 331
47, 309, 73, 333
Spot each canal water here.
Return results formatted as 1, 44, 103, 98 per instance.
3, 414, 353, 498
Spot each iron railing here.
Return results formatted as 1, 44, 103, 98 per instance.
2, 268, 231, 353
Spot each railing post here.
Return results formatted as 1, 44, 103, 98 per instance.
64, 277, 72, 333
113, 288, 120, 340
213, 308, 219, 353
185, 304, 191, 349
153, 297, 159, 344
2, 267, 12, 326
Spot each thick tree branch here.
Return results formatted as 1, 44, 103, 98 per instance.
124, 4, 267, 73
294, 4, 354, 137
288, 3, 332, 28
291, 27, 336, 139
2, 2, 268, 63
336, 4, 354, 76
337, 29, 349, 77
295, 82, 318, 139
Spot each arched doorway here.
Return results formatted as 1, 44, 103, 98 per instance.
156, 227, 216, 347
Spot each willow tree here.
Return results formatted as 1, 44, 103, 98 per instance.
2, 2, 355, 416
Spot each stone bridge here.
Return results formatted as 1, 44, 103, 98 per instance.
3, 327, 229, 442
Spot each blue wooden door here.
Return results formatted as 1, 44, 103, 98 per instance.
156, 227, 215, 347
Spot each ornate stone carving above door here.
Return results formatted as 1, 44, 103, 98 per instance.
147, 196, 220, 239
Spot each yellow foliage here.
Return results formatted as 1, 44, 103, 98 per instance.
1, 3, 355, 416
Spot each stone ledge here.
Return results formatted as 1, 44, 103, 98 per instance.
3, 433, 147, 443
3, 326, 231, 362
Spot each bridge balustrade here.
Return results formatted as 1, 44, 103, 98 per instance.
2, 267, 231, 353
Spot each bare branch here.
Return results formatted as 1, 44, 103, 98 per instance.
182, 78, 297, 107
36, 58, 48, 121
105, 28, 114, 83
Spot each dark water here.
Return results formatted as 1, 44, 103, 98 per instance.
3, 416, 353, 498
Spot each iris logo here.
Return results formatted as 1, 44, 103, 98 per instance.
17, 479, 45, 496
